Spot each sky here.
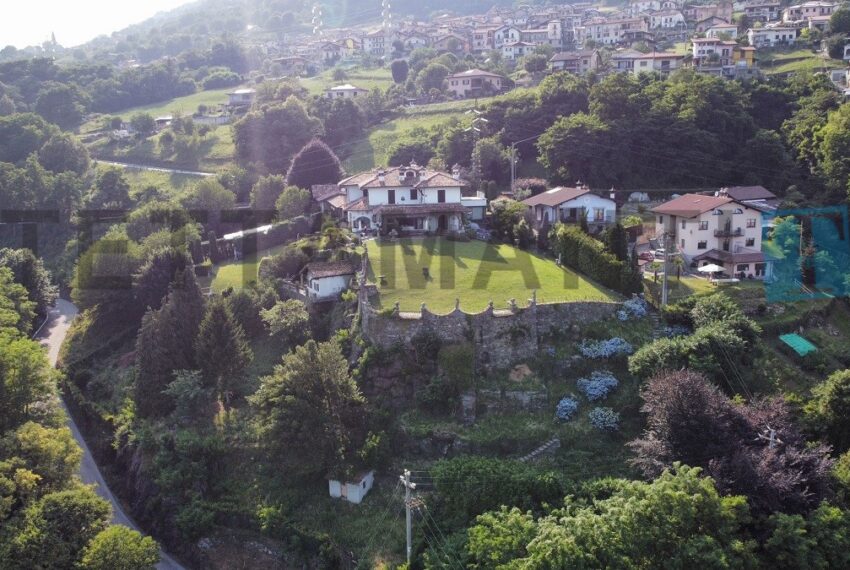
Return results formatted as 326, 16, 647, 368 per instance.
1, 0, 196, 49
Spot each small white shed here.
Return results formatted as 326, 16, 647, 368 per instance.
328, 470, 375, 504
304, 262, 355, 301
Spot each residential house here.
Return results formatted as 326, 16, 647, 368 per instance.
691, 37, 758, 77
611, 49, 647, 72
783, 1, 837, 23
341, 163, 469, 234
311, 184, 347, 219
521, 186, 617, 231
651, 193, 773, 279
706, 23, 739, 38
502, 40, 536, 60
273, 55, 310, 75
446, 68, 506, 98
720, 186, 780, 219
683, 3, 734, 23
432, 33, 471, 53
494, 25, 522, 48
324, 84, 369, 99
628, 0, 662, 16
226, 88, 256, 107
695, 15, 731, 33
400, 30, 431, 50
549, 50, 602, 74
303, 262, 355, 301
472, 25, 500, 52
747, 26, 797, 48
462, 192, 488, 221
339, 37, 362, 57
650, 9, 686, 29
632, 51, 685, 75
320, 42, 342, 64
328, 471, 374, 504
576, 17, 649, 46
743, 0, 782, 22
363, 29, 391, 56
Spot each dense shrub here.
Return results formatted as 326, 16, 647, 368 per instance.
617, 297, 648, 321
555, 396, 579, 421
589, 407, 620, 431
577, 371, 619, 401
550, 224, 641, 294
579, 337, 634, 358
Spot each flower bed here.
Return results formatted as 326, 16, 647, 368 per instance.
555, 396, 579, 422
577, 371, 619, 401
617, 297, 649, 321
579, 337, 634, 358
588, 407, 620, 431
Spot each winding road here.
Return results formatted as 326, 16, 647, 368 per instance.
37, 299, 186, 570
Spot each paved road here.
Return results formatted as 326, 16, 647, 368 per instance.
37, 299, 186, 570
94, 159, 214, 177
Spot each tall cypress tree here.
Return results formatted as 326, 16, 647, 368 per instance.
285, 138, 344, 189
194, 297, 252, 408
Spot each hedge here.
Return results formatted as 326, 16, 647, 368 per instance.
550, 224, 640, 294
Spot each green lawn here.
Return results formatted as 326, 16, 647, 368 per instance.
113, 87, 238, 121
365, 238, 618, 314
205, 243, 290, 292
758, 48, 845, 75
300, 67, 395, 95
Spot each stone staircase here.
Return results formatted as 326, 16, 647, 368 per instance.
649, 311, 667, 340
519, 437, 561, 463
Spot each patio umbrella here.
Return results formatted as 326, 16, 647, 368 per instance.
697, 263, 724, 273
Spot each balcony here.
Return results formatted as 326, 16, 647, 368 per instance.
714, 228, 743, 237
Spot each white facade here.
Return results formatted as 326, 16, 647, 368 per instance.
650, 10, 685, 29
328, 471, 374, 504
227, 88, 255, 106
706, 24, 739, 38
632, 53, 684, 75
502, 41, 535, 60
324, 84, 369, 99
307, 274, 352, 300
783, 1, 837, 22
494, 25, 522, 48
747, 26, 797, 48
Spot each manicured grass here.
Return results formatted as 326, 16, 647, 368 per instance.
300, 67, 395, 95
113, 87, 238, 121
207, 243, 291, 292
759, 48, 844, 75
365, 237, 618, 314
643, 274, 716, 305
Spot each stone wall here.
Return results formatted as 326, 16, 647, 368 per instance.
359, 292, 620, 371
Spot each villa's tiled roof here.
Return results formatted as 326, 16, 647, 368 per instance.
306, 262, 355, 279
339, 166, 467, 189
651, 193, 732, 218
346, 197, 370, 211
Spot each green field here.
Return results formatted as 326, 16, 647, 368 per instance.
205, 243, 290, 292
300, 67, 395, 95
759, 48, 844, 75
365, 237, 618, 313
114, 87, 237, 121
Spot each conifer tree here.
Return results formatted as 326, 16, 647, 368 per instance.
194, 297, 252, 408
285, 137, 344, 189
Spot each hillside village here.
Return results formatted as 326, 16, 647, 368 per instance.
3, 0, 850, 569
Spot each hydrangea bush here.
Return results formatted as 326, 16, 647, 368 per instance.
617, 297, 649, 321
579, 337, 634, 358
555, 396, 579, 422
577, 371, 619, 401
588, 407, 621, 431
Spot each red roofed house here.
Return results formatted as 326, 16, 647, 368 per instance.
339, 163, 472, 234
651, 192, 774, 279
520, 185, 617, 231
303, 261, 355, 301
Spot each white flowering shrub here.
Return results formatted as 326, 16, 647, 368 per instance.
579, 337, 634, 358
555, 396, 579, 422
577, 371, 619, 401
588, 407, 620, 431
617, 297, 649, 321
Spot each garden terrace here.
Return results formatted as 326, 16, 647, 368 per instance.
364, 237, 618, 314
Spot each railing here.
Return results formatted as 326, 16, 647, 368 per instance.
714, 228, 743, 237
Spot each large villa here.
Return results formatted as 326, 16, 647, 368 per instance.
339, 163, 486, 234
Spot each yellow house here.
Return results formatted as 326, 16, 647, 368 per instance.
734, 46, 757, 68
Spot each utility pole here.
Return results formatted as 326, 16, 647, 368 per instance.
661, 231, 670, 306
465, 108, 488, 190
510, 142, 517, 192
757, 426, 783, 449
400, 469, 417, 566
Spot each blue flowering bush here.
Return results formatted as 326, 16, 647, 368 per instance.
577, 371, 619, 401
579, 337, 634, 358
588, 407, 620, 431
555, 396, 579, 422
617, 297, 649, 321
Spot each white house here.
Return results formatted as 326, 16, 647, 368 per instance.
226, 88, 256, 107
650, 9, 686, 29
520, 186, 617, 231
549, 50, 602, 74
328, 471, 374, 504
494, 25, 522, 48
631, 52, 685, 76
651, 192, 773, 279
502, 40, 536, 60
304, 262, 355, 301
747, 26, 797, 48
341, 163, 470, 234
324, 84, 369, 99
445, 69, 505, 98
462, 192, 488, 221
783, 1, 837, 23
706, 23, 739, 38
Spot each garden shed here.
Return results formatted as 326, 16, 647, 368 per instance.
779, 333, 818, 357
328, 470, 374, 504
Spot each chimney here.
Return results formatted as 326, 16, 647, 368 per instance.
377, 168, 386, 185
452, 164, 461, 180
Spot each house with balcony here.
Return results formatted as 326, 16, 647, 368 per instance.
782, 1, 838, 23
706, 23, 739, 38
341, 163, 472, 234
743, 0, 782, 22
692, 38, 758, 78
520, 185, 617, 232
446, 69, 505, 98
747, 26, 797, 48
651, 193, 773, 279
631, 51, 685, 75
549, 50, 602, 74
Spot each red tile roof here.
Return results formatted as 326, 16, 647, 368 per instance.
651, 193, 732, 218
521, 186, 591, 207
